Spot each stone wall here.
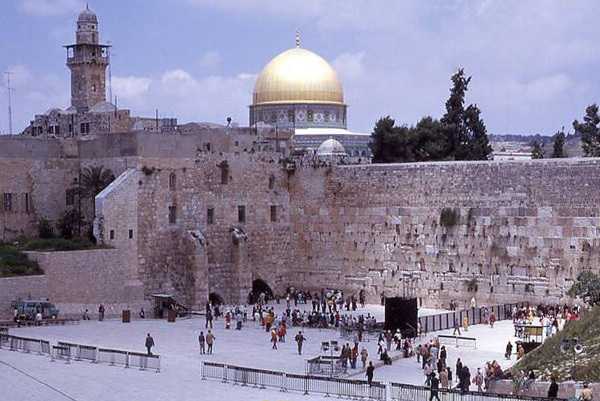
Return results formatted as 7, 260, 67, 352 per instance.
487, 379, 600, 399
286, 158, 600, 307
0, 275, 49, 319
26, 249, 147, 318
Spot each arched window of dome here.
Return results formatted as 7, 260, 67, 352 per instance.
307, 110, 314, 122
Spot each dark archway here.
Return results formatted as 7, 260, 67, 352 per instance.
249, 279, 274, 304
209, 292, 224, 305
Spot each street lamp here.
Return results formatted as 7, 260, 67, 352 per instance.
560, 338, 584, 381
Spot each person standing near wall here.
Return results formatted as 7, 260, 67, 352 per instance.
98, 304, 105, 321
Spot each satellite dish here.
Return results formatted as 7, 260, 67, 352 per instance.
574, 344, 584, 354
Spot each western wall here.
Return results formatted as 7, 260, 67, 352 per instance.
2, 132, 600, 317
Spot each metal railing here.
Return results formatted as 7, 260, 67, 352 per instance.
0, 333, 51, 355
307, 355, 348, 376
202, 361, 385, 400
389, 382, 565, 401
0, 334, 159, 372
419, 304, 518, 334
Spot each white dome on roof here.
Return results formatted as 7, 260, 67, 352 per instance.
316, 138, 347, 156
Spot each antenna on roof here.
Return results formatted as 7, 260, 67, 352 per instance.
295, 29, 301, 48
4, 71, 14, 135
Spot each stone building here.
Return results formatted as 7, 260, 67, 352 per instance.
21, 6, 176, 138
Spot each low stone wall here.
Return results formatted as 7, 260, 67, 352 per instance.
0, 275, 49, 319
26, 249, 148, 318
487, 379, 599, 399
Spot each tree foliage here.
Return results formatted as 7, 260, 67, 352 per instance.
551, 129, 567, 158
531, 140, 544, 159
80, 166, 115, 199
568, 271, 600, 306
370, 68, 492, 163
573, 104, 600, 157
56, 210, 85, 239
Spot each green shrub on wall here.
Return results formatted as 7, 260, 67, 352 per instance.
440, 208, 459, 227
0, 244, 43, 277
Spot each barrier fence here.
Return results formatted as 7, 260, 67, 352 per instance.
0, 333, 50, 355
418, 304, 519, 334
438, 335, 477, 349
390, 382, 564, 401
0, 334, 159, 372
202, 362, 564, 401
201, 361, 386, 401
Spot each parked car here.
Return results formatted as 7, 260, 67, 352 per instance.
12, 300, 59, 321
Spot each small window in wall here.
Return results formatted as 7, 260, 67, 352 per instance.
307, 110, 314, 122
270, 205, 277, 222
238, 205, 246, 224
80, 122, 90, 134
168, 206, 177, 224
3, 193, 12, 212
169, 173, 176, 191
220, 162, 229, 185
66, 189, 75, 206
287, 109, 295, 123
207, 208, 214, 225
109, 230, 115, 240
24, 193, 30, 213
268, 175, 275, 190
205, 143, 211, 152
128, 229, 134, 239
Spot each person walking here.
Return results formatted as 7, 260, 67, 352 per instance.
295, 331, 306, 355
98, 304, 105, 321
205, 308, 213, 329
206, 330, 216, 354
439, 368, 449, 389
505, 341, 513, 359
366, 361, 375, 386
474, 368, 484, 392
198, 331, 206, 354
452, 320, 461, 336
360, 347, 369, 369
145, 333, 155, 356
547, 377, 558, 399
430, 372, 441, 401
271, 329, 278, 350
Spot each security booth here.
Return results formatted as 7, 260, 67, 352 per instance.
151, 294, 188, 319
514, 323, 544, 353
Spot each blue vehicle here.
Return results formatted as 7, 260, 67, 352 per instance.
12, 300, 59, 321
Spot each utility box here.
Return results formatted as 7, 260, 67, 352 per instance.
167, 309, 176, 323
122, 309, 131, 323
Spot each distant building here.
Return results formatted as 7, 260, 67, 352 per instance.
21, 6, 175, 137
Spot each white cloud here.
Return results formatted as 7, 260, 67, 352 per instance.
112, 69, 256, 126
333, 52, 366, 81
19, 0, 83, 17
0, 64, 68, 134
112, 76, 151, 100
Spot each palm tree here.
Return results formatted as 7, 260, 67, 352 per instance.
79, 165, 115, 225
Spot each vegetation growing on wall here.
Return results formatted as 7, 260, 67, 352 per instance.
0, 244, 43, 277
440, 208, 459, 227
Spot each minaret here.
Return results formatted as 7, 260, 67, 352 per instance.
64, 5, 110, 112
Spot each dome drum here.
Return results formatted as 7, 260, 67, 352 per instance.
250, 103, 347, 130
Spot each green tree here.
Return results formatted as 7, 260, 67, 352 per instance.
441, 69, 471, 158
411, 117, 448, 161
531, 140, 544, 159
79, 165, 115, 222
56, 210, 85, 239
568, 271, 600, 306
552, 129, 567, 158
463, 104, 492, 160
573, 104, 600, 157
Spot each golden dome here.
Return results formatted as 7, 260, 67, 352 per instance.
253, 47, 344, 106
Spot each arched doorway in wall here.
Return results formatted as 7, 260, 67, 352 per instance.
250, 279, 274, 304
209, 292, 224, 306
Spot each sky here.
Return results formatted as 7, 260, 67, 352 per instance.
1, 0, 599, 135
